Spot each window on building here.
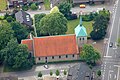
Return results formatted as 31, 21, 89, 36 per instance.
73, 55, 74, 57
45, 57, 47, 60
83, 38, 84, 40
79, 38, 81, 40
59, 56, 61, 58
66, 55, 68, 58
38, 57, 40, 60
52, 56, 54, 59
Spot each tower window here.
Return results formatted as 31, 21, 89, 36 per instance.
83, 38, 84, 40
45, 57, 47, 60
79, 38, 81, 40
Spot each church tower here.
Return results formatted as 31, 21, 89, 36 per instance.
75, 16, 87, 47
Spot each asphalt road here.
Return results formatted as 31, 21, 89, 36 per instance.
101, 0, 120, 80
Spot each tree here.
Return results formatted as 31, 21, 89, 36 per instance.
90, 15, 108, 40
97, 70, 101, 77
3, 39, 34, 69
10, 22, 29, 43
34, 13, 46, 36
64, 70, 67, 75
80, 44, 101, 65
39, 12, 67, 36
6, 16, 14, 22
30, 3, 38, 10
50, 6, 59, 13
56, 70, 60, 76
58, 2, 72, 18
38, 71, 42, 77
50, 70, 53, 76
22, 5, 29, 11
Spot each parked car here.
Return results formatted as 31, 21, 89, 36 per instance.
80, 4, 86, 8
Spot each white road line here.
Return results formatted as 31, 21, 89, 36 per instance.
117, 68, 120, 80
106, 0, 119, 56
114, 74, 117, 79
104, 56, 112, 58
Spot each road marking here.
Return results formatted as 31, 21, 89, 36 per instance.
104, 56, 112, 58
117, 68, 120, 80
106, 0, 119, 56
108, 70, 113, 80
114, 74, 117, 79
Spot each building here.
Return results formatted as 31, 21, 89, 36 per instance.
21, 17, 87, 64
75, 17, 87, 47
8, 0, 44, 7
73, 0, 105, 4
67, 63, 92, 80
8, 0, 27, 7
15, 10, 33, 28
22, 35, 79, 64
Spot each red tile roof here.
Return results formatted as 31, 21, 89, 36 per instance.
21, 39, 33, 52
21, 35, 79, 57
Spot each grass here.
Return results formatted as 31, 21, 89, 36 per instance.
0, 0, 7, 11
66, 19, 93, 36
44, 0, 50, 10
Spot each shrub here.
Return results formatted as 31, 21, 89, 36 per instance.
30, 3, 38, 10
67, 13, 77, 20
38, 71, 42, 77
6, 16, 14, 22
97, 70, 101, 76
22, 5, 29, 11
50, 70, 53, 76
55, 70, 60, 76
64, 70, 67, 75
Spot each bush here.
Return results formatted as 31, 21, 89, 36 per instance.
67, 13, 77, 20
6, 16, 14, 22
22, 5, 29, 11
50, 70, 53, 76
97, 70, 101, 76
64, 70, 67, 75
55, 70, 60, 76
30, 3, 38, 10
38, 71, 42, 77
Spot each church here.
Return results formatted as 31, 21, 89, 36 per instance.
21, 17, 87, 64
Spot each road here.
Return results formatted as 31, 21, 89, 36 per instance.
101, 0, 120, 80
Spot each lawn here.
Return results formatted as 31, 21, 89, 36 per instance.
66, 19, 93, 36
44, 0, 50, 10
0, 0, 7, 11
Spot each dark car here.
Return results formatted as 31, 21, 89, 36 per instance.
109, 42, 113, 47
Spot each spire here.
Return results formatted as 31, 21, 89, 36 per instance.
80, 16, 82, 26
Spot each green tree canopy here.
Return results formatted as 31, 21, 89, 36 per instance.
3, 39, 34, 69
56, 70, 60, 76
30, 3, 38, 10
39, 12, 67, 36
38, 71, 42, 77
58, 2, 71, 18
90, 15, 108, 40
50, 6, 59, 13
34, 13, 46, 36
80, 44, 101, 65
10, 22, 29, 43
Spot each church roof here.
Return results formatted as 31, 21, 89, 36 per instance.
21, 35, 79, 57
75, 17, 87, 37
